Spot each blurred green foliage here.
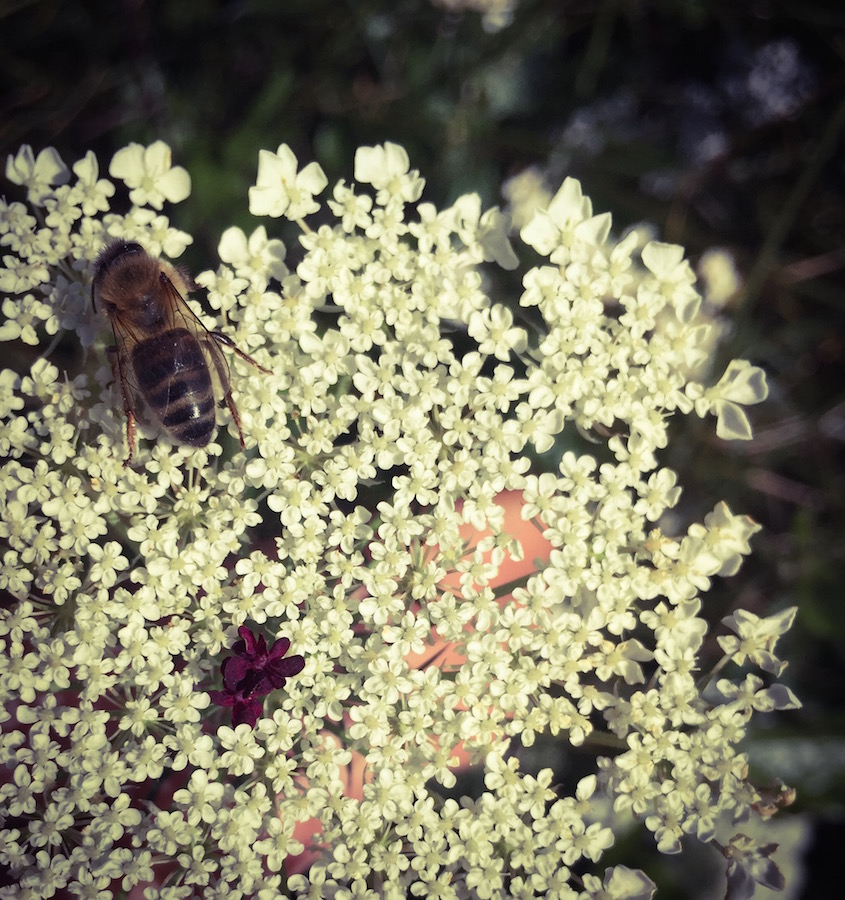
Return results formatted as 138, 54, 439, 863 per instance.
2, 0, 844, 895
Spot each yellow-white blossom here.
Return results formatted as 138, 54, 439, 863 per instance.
0, 140, 796, 900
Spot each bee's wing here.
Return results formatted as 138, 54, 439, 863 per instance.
161, 271, 233, 386
160, 270, 205, 331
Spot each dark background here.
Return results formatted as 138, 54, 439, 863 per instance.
2, 1, 844, 897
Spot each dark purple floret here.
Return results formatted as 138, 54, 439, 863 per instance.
208, 625, 305, 727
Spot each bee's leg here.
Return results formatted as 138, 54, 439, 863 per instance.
210, 331, 272, 374
203, 339, 247, 449
107, 346, 136, 466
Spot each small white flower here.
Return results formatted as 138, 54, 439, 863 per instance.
354, 141, 424, 205
328, 179, 374, 232
109, 140, 191, 209
719, 607, 798, 676
5, 145, 69, 204
218, 224, 288, 283
217, 723, 265, 776
691, 358, 769, 440
248, 143, 327, 219
71, 151, 116, 216
520, 175, 592, 258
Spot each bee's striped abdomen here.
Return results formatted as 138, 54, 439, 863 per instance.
132, 328, 215, 447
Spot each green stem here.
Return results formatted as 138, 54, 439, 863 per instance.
738, 94, 845, 325
492, 572, 533, 601
575, 0, 619, 99
581, 729, 627, 752
697, 652, 732, 694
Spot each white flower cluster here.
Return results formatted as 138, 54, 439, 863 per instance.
0, 139, 795, 899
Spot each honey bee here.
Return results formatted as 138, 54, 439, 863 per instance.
92, 240, 270, 464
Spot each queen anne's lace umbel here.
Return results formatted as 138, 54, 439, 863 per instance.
0, 141, 796, 899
